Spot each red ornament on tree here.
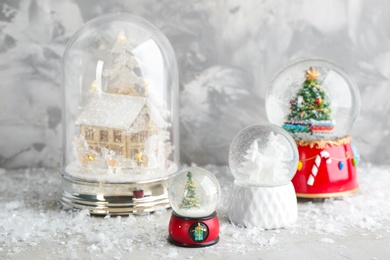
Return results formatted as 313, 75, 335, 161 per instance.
315, 97, 323, 105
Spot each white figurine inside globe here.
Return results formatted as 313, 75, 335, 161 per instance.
266, 58, 360, 141
169, 167, 221, 218
229, 124, 298, 187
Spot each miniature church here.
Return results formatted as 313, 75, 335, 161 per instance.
75, 94, 170, 166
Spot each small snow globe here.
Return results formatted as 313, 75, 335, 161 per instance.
228, 124, 298, 229
168, 167, 221, 247
266, 59, 360, 198
60, 13, 179, 215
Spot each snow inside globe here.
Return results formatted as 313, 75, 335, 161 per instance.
228, 124, 298, 229
229, 124, 298, 187
60, 13, 179, 215
169, 167, 221, 218
266, 58, 360, 141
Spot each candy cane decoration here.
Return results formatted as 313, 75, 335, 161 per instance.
307, 151, 332, 186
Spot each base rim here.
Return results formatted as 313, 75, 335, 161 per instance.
168, 236, 219, 248
296, 187, 359, 199
60, 175, 171, 215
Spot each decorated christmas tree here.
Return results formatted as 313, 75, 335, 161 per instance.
283, 67, 334, 136
179, 172, 200, 209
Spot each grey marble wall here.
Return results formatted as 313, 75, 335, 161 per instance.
0, 0, 389, 168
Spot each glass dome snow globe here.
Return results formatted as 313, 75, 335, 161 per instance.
265, 58, 360, 198
228, 124, 298, 229
168, 167, 221, 247
60, 13, 179, 215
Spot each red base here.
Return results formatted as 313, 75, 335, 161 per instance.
168, 211, 220, 247
292, 139, 358, 198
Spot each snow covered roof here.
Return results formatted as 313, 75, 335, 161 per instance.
75, 92, 169, 131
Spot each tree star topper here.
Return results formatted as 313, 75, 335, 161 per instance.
305, 67, 320, 81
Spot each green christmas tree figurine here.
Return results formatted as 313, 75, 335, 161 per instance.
283, 67, 335, 137
179, 172, 200, 209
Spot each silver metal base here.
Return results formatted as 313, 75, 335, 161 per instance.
60, 175, 171, 215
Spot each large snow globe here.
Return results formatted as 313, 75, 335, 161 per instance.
266, 59, 360, 141
266, 59, 360, 198
168, 167, 221, 247
60, 13, 179, 215
228, 124, 298, 229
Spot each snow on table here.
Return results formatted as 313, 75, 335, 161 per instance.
1, 164, 390, 259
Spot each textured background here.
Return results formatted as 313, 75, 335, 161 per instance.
0, 0, 389, 169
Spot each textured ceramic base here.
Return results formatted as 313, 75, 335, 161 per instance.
60, 173, 171, 215
228, 181, 297, 229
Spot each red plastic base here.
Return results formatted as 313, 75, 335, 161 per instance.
292, 139, 358, 198
168, 211, 220, 247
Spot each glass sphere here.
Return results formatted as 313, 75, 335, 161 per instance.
169, 167, 221, 218
266, 58, 360, 140
62, 13, 179, 183
229, 124, 298, 187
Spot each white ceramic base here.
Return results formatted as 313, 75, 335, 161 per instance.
228, 181, 297, 229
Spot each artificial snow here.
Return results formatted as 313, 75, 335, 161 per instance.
64, 160, 177, 183
319, 238, 335, 244
1, 164, 390, 258
75, 93, 169, 131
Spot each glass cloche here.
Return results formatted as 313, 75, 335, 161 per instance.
169, 167, 221, 218
60, 13, 179, 215
265, 58, 360, 141
229, 124, 298, 187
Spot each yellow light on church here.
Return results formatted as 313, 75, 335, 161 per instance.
118, 34, 126, 41
135, 152, 143, 163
